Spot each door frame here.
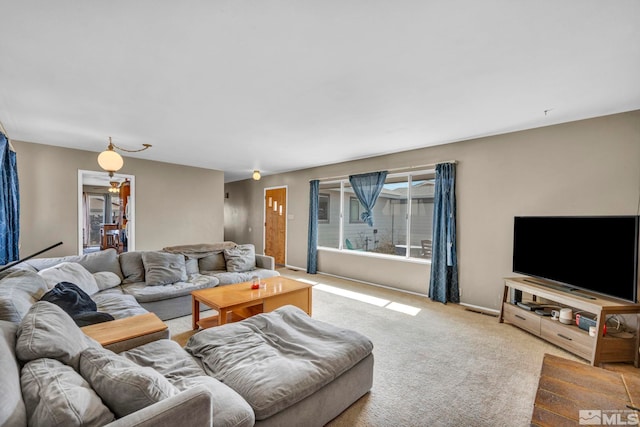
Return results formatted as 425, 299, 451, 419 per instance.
263, 185, 288, 266
78, 169, 136, 255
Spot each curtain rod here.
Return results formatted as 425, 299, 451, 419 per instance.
0, 119, 15, 152
310, 160, 457, 182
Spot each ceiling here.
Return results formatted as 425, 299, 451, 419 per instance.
1, 1, 638, 182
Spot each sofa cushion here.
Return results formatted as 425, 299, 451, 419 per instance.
21, 358, 115, 426
38, 262, 100, 295
94, 271, 122, 291
0, 320, 27, 427
25, 249, 123, 280
198, 252, 226, 272
79, 346, 179, 418
207, 268, 280, 285
0, 262, 37, 280
185, 258, 199, 276
0, 270, 48, 323
142, 252, 187, 286
186, 305, 374, 420
119, 251, 146, 284
224, 244, 256, 273
76, 249, 124, 279
15, 301, 101, 370
92, 293, 148, 319
121, 275, 218, 303
122, 339, 255, 427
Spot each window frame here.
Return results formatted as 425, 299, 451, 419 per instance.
318, 193, 330, 223
348, 197, 364, 224
316, 169, 435, 261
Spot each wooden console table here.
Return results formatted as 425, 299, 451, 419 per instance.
532, 353, 640, 426
500, 277, 640, 367
81, 313, 168, 351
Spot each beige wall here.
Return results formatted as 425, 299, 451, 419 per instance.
13, 140, 224, 258
225, 110, 640, 310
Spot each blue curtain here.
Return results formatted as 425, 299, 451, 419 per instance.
348, 171, 388, 227
0, 132, 20, 265
307, 180, 319, 274
428, 163, 458, 303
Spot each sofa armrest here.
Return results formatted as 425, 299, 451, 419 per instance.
255, 254, 275, 270
105, 385, 213, 427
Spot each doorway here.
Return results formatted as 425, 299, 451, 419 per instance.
264, 187, 287, 266
78, 170, 135, 255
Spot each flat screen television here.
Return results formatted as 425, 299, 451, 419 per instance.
513, 216, 640, 303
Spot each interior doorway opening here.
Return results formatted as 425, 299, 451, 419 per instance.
78, 170, 135, 255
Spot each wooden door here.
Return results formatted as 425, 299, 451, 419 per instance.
264, 188, 286, 266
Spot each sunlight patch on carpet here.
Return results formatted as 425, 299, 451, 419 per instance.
315, 284, 389, 306
314, 283, 421, 315
385, 302, 421, 316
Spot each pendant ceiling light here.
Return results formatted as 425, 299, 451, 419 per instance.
108, 181, 120, 194
97, 137, 152, 177
252, 170, 261, 180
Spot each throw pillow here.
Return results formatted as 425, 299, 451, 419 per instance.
79, 346, 179, 418
0, 270, 48, 323
21, 358, 115, 426
141, 252, 187, 286
76, 248, 124, 280
198, 252, 226, 272
93, 271, 122, 291
119, 251, 146, 284
224, 244, 256, 273
16, 301, 101, 370
185, 257, 199, 276
38, 262, 100, 295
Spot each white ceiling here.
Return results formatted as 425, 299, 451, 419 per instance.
1, 1, 638, 182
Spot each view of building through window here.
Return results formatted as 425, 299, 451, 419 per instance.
317, 171, 434, 259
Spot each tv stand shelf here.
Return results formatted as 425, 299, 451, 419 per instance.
499, 277, 640, 367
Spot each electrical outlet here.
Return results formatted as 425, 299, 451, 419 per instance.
459, 288, 463, 297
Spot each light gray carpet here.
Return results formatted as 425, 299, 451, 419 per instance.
165, 269, 583, 427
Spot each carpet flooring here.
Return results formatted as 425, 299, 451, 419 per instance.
165, 269, 590, 427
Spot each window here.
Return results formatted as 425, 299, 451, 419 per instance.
317, 170, 435, 260
349, 197, 364, 223
318, 193, 330, 223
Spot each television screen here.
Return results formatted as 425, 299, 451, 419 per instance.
513, 216, 639, 303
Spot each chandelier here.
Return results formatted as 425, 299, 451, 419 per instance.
108, 181, 120, 194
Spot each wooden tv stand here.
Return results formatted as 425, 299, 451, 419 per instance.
499, 277, 640, 367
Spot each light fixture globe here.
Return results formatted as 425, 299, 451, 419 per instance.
252, 170, 261, 180
98, 147, 124, 176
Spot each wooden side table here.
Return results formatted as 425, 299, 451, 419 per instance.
81, 312, 169, 352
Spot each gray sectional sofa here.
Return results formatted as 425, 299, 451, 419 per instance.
0, 242, 280, 322
0, 243, 375, 427
0, 302, 254, 427
0, 301, 374, 427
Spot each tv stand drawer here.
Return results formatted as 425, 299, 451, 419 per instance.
503, 303, 541, 335
540, 319, 592, 360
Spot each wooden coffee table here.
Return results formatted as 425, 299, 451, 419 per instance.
531, 353, 640, 426
191, 276, 312, 329
81, 313, 168, 349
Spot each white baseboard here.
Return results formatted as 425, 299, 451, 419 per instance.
460, 302, 500, 315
